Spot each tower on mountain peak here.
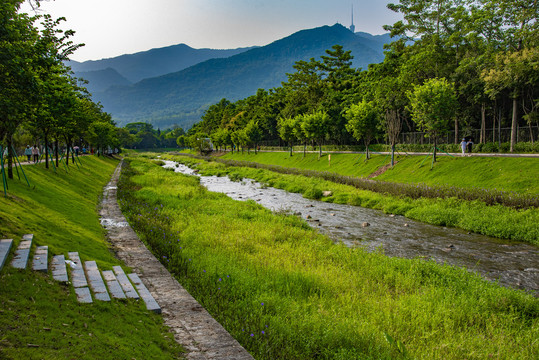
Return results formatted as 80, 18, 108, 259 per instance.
349, 4, 355, 33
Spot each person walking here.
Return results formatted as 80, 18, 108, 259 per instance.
460, 138, 467, 157
466, 138, 474, 156
24, 145, 32, 162
31, 145, 40, 163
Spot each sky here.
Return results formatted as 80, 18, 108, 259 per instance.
21, 0, 402, 62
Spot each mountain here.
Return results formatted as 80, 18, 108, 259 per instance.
354, 32, 393, 51
76, 68, 132, 94
68, 43, 254, 85
94, 24, 392, 129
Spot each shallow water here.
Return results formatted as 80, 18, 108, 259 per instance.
163, 161, 539, 295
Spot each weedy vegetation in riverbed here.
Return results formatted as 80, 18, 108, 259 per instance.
118, 155, 538, 360
162, 154, 539, 245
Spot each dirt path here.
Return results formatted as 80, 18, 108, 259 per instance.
100, 160, 253, 360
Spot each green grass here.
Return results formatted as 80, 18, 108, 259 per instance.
219, 151, 539, 194
0, 156, 183, 359
165, 154, 539, 244
118, 156, 539, 360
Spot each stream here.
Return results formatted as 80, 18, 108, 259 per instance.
163, 160, 539, 296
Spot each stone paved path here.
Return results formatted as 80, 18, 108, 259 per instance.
100, 160, 253, 360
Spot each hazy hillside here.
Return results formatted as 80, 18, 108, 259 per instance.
76, 68, 132, 94
68, 43, 254, 84
95, 24, 391, 129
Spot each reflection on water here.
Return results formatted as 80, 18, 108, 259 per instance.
163, 161, 539, 295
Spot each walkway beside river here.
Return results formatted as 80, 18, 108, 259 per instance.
100, 160, 253, 360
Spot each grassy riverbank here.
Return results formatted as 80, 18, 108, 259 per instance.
0, 156, 183, 359
220, 151, 539, 194
165, 154, 538, 245
118, 155, 538, 360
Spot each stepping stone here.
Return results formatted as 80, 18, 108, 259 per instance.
11, 234, 33, 269
75, 287, 93, 303
51, 255, 69, 282
68, 252, 87, 288
113, 266, 139, 299
84, 261, 110, 302
128, 273, 161, 314
32, 246, 48, 273
102, 270, 126, 299
0, 239, 13, 272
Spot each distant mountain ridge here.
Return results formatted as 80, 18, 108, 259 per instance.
76, 68, 132, 94
91, 24, 393, 129
68, 43, 255, 85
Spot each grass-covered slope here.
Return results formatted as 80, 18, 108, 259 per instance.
118, 156, 538, 360
169, 153, 538, 244
0, 156, 183, 360
220, 152, 539, 194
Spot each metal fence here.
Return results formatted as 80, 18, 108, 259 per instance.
401, 126, 538, 145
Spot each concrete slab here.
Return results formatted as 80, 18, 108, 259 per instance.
102, 270, 126, 299
75, 287, 93, 303
68, 252, 87, 288
22, 234, 34, 241
113, 266, 139, 299
51, 255, 69, 282
128, 273, 161, 314
11, 236, 33, 269
32, 246, 48, 273
0, 239, 13, 272
84, 261, 110, 302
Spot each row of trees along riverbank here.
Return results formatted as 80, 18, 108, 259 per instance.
181, 0, 538, 164
1, 0, 121, 180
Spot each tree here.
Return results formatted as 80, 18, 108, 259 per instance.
86, 113, 118, 155
344, 100, 380, 160
0, 0, 39, 178
482, 48, 539, 150
301, 111, 330, 158
407, 78, 458, 162
243, 120, 261, 154
277, 117, 296, 156
292, 114, 309, 157
211, 128, 231, 152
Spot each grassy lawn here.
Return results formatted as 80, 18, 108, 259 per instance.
0, 156, 183, 359
118, 155, 539, 360
220, 151, 539, 194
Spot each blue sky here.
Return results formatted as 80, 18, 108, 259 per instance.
22, 0, 402, 62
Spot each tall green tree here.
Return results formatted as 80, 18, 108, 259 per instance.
277, 117, 296, 156
407, 78, 458, 162
301, 111, 330, 158
344, 100, 380, 160
0, 0, 39, 178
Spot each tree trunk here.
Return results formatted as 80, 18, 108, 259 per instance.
492, 108, 496, 143
391, 144, 395, 167
454, 117, 458, 144
65, 137, 70, 165
433, 136, 437, 163
510, 97, 518, 152
480, 103, 486, 144
7, 137, 13, 179
303, 143, 306, 158
44, 136, 49, 169
55, 139, 59, 167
